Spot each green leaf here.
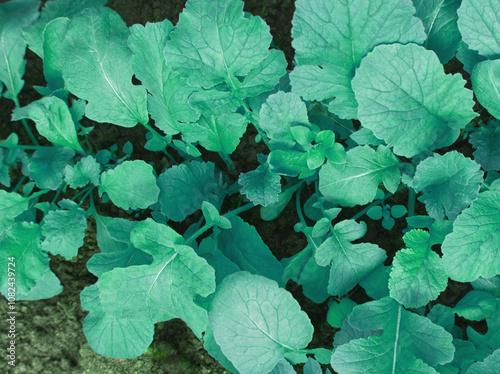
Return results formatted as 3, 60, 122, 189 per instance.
238, 161, 281, 207
457, 0, 500, 58
407, 151, 483, 221
23, 0, 106, 58
209, 271, 314, 374
0, 0, 39, 102
12, 96, 84, 151
217, 216, 284, 286
442, 191, 500, 282
157, 161, 223, 222
315, 220, 387, 296
28, 146, 75, 190
259, 91, 311, 149
164, 0, 272, 89
99, 160, 160, 210
128, 20, 200, 134
331, 297, 455, 373
64, 155, 101, 188
98, 219, 215, 337
0, 222, 62, 300
201, 201, 231, 229
472, 60, 500, 120
41, 208, 87, 260
471, 275, 500, 298
268, 149, 311, 178
319, 145, 400, 207
81, 284, 154, 359
290, 0, 426, 119
359, 265, 390, 300
271, 359, 297, 374
466, 348, 500, 374
412, 0, 462, 64
42, 17, 70, 91
236, 49, 287, 99
181, 113, 247, 154
389, 229, 448, 308
469, 120, 500, 171
62, 7, 148, 127
327, 297, 357, 328
281, 244, 330, 304
453, 290, 498, 321
467, 299, 500, 351
352, 43, 477, 158
203, 326, 239, 373
0, 190, 28, 234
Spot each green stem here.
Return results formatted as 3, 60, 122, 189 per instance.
219, 151, 236, 173
407, 188, 415, 217
12, 176, 27, 194
185, 202, 254, 245
77, 187, 94, 208
27, 189, 50, 200
51, 184, 66, 205
241, 101, 272, 150
0, 144, 52, 150
295, 183, 306, 225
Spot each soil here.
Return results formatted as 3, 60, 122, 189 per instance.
0, 0, 489, 373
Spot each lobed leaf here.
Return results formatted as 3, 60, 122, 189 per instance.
209, 271, 314, 374
0, 190, 28, 235
389, 229, 448, 308
352, 43, 477, 158
98, 219, 215, 337
62, 7, 148, 127
290, 0, 426, 119
64, 155, 101, 188
469, 120, 500, 171
331, 297, 455, 373
314, 220, 387, 296
238, 161, 281, 207
465, 348, 500, 374
28, 146, 75, 190
453, 290, 497, 321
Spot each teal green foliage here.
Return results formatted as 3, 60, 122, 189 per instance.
2, 0, 500, 372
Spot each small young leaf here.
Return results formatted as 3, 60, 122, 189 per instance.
209, 271, 314, 374
64, 155, 101, 188
29, 146, 75, 190
99, 160, 160, 210
260, 91, 311, 149
391, 204, 407, 219
41, 208, 87, 260
157, 161, 223, 222
62, 7, 148, 127
327, 298, 357, 328
238, 161, 281, 207
366, 206, 383, 220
